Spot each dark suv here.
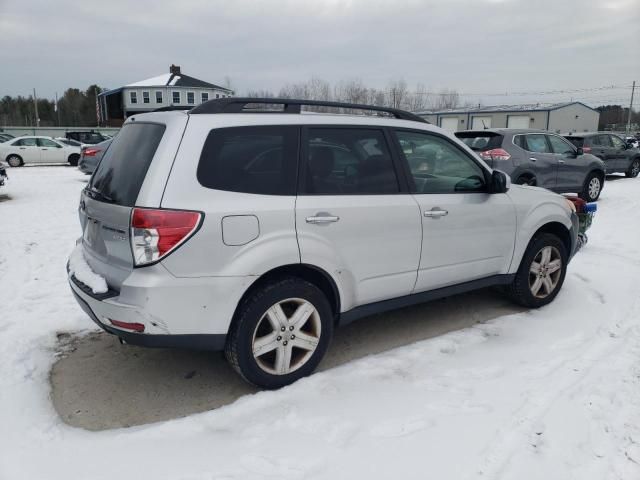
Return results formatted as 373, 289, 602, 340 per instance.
563, 132, 640, 178
455, 129, 606, 202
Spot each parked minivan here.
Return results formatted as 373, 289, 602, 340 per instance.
455, 129, 606, 202
68, 99, 581, 388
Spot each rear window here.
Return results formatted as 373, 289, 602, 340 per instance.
454, 132, 503, 151
197, 126, 298, 195
89, 122, 165, 206
564, 136, 584, 148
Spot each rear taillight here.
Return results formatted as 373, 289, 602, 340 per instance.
581, 147, 592, 154
131, 208, 202, 266
83, 148, 100, 157
479, 148, 511, 162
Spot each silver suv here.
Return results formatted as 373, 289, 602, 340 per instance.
68, 98, 581, 388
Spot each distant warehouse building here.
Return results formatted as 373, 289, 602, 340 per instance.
417, 102, 599, 134
97, 64, 233, 126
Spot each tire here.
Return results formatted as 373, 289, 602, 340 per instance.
579, 172, 602, 202
626, 159, 640, 178
507, 233, 568, 308
68, 154, 79, 167
6, 155, 22, 167
515, 175, 536, 186
225, 276, 334, 389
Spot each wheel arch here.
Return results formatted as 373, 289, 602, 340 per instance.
530, 221, 572, 258
231, 263, 342, 329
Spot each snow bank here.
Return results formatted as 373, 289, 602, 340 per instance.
68, 243, 108, 294
0, 167, 639, 480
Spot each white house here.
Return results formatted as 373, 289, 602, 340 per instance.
98, 65, 233, 125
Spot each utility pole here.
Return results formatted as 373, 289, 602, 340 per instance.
33, 88, 40, 128
627, 80, 636, 134
55, 92, 61, 126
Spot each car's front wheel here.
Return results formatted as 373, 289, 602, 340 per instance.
225, 276, 333, 389
507, 233, 568, 308
626, 159, 640, 178
580, 172, 603, 202
6, 155, 23, 167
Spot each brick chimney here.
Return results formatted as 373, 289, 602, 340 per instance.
170, 64, 181, 75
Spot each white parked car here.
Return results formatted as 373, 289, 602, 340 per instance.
0, 136, 81, 167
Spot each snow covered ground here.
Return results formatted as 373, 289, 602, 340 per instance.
1, 167, 639, 480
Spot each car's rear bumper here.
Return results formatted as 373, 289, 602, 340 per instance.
69, 285, 226, 350
67, 260, 253, 351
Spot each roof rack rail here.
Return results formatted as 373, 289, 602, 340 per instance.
151, 106, 192, 113
189, 97, 428, 123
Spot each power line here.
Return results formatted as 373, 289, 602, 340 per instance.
413, 84, 633, 97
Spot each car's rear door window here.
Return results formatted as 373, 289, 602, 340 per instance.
524, 134, 551, 153
598, 135, 613, 147
197, 126, 298, 195
89, 122, 165, 206
301, 128, 399, 195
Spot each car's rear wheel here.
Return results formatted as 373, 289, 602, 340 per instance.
626, 159, 640, 178
580, 172, 602, 202
225, 276, 333, 389
515, 175, 536, 186
507, 233, 568, 308
6, 155, 23, 167
68, 154, 79, 167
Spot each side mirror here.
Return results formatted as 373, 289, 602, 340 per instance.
490, 170, 510, 194
576, 147, 584, 156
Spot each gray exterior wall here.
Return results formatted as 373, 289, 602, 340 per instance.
421, 111, 548, 132
548, 103, 599, 133
0, 126, 120, 138
419, 103, 599, 133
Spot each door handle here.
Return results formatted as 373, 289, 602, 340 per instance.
423, 208, 448, 218
529, 157, 537, 162
19, 147, 26, 150
306, 214, 340, 224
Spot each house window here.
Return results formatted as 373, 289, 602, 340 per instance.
172, 91, 180, 104
130, 91, 137, 104
155, 91, 163, 103
216, 93, 220, 99
201, 92, 209, 103
187, 92, 195, 104
142, 91, 150, 104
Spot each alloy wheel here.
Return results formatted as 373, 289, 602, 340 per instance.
588, 177, 601, 200
528, 246, 562, 299
252, 298, 322, 375
631, 161, 640, 177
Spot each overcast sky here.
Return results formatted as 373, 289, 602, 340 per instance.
0, 0, 638, 107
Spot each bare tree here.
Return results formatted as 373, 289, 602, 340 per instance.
406, 83, 431, 112
245, 89, 276, 98
334, 79, 369, 104
386, 79, 408, 109
434, 88, 460, 110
